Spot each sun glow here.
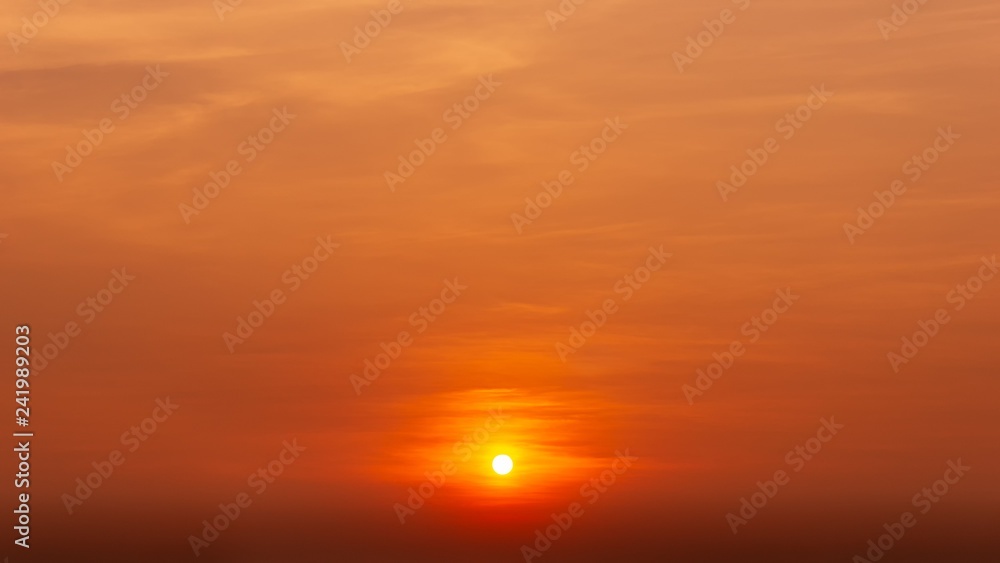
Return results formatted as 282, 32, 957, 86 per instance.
492, 454, 513, 475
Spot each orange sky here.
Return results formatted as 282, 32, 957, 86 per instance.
1, 0, 999, 561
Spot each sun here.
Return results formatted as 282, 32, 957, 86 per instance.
492, 454, 513, 475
